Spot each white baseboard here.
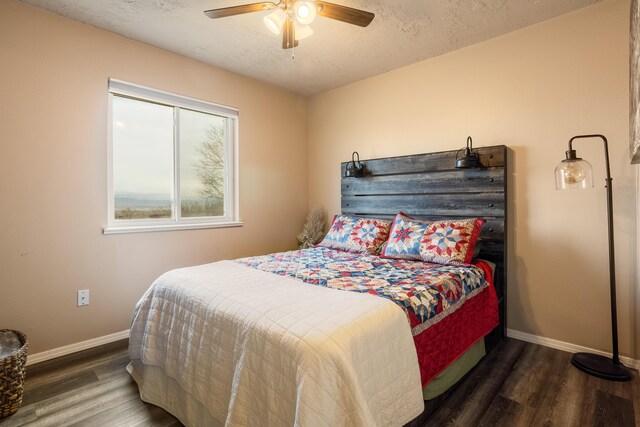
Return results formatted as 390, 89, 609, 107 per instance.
25, 328, 640, 371
26, 330, 130, 366
507, 328, 640, 370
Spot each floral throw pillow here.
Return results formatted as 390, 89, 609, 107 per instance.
419, 218, 485, 265
382, 212, 484, 265
318, 215, 391, 254
381, 212, 431, 260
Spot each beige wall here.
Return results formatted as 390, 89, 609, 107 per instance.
309, 0, 639, 359
1, 0, 637, 362
0, 1, 308, 354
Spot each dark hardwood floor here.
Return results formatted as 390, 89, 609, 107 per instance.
1, 338, 637, 426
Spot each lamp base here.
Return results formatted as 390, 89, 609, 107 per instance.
571, 352, 632, 381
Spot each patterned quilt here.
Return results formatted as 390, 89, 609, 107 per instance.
235, 246, 490, 335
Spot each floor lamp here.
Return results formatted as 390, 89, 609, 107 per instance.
554, 134, 632, 381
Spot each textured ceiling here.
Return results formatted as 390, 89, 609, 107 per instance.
19, 0, 602, 95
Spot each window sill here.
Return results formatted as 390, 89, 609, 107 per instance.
103, 221, 244, 235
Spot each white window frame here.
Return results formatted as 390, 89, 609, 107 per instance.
104, 79, 241, 234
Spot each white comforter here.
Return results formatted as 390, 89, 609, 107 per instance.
128, 261, 424, 426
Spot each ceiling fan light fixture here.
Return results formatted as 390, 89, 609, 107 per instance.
264, 8, 286, 35
294, 22, 313, 40
205, 0, 374, 50
294, 1, 316, 25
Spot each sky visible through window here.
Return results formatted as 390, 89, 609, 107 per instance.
112, 95, 225, 218
113, 96, 173, 201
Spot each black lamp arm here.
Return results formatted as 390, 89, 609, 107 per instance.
345, 151, 366, 178
567, 133, 619, 364
351, 151, 360, 168
568, 134, 611, 181
465, 136, 473, 155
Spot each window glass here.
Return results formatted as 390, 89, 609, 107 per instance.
179, 109, 226, 218
112, 96, 174, 220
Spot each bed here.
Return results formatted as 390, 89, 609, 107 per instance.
127, 145, 508, 426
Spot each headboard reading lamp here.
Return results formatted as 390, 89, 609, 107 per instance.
344, 151, 366, 178
455, 136, 480, 169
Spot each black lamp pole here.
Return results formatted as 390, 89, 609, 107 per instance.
564, 134, 632, 381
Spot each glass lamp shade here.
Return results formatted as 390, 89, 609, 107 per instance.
555, 158, 594, 190
264, 8, 287, 35
294, 1, 317, 25
294, 22, 313, 40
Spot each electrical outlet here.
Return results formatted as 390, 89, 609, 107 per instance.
77, 289, 90, 307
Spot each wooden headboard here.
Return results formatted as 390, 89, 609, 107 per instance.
340, 145, 508, 340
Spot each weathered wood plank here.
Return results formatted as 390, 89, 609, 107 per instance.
479, 241, 506, 260
342, 193, 505, 218
341, 145, 506, 176
477, 395, 538, 427
587, 390, 636, 427
20, 370, 99, 407
498, 344, 569, 409
342, 168, 505, 196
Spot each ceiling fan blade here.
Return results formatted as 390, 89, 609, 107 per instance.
282, 19, 298, 49
204, 2, 276, 19
315, 1, 374, 27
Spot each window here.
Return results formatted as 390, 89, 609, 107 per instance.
105, 79, 240, 234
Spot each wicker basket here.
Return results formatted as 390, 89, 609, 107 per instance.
0, 330, 28, 419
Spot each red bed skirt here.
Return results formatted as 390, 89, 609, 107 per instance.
412, 260, 500, 387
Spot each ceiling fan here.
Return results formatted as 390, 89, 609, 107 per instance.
204, 1, 375, 49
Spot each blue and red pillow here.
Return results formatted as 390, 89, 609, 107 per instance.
382, 212, 484, 265
318, 214, 391, 254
